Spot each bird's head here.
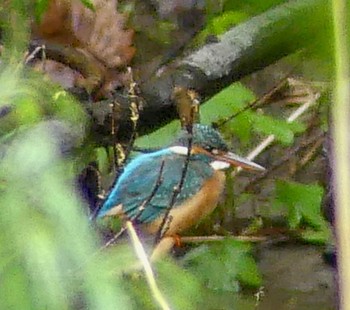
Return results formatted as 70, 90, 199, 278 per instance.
170, 124, 265, 172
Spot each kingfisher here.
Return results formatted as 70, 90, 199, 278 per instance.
97, 124, 265, 260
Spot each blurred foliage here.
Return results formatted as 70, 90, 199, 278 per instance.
183, 240, 261, 292
0, 3, 131, 309
123, 258, 203, 309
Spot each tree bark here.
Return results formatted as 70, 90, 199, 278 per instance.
85, 0, 329, 143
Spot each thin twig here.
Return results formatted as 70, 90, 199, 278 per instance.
155, 92, 198, 242
126, 221, 171, 310
123, 67, 141, 159
100, 227, 127, 250
232, 91, 320, 177
242, 130, 325, 193
132, 160, 165, 222
91, 70, 141, 221
110, 69, 140, 183
110, 98, 120, 170
155, 124, 193, 243
298, 135, 325, 167
217, 72, 293, 127
24, 45, 43, 64
100, 160, 165, 248
180, 235, 269, 243
87, 100, 123, 221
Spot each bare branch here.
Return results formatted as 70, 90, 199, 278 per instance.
155, 119, 194, 243
132, 160, 165, 223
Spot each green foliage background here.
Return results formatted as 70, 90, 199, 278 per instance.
0, 0, 331, 309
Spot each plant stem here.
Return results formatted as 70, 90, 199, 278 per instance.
331, 0, 350, 308
126, 221, 171, 310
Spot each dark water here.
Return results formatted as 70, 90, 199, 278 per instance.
198, 244, 335, 310
256, 244, 335, 310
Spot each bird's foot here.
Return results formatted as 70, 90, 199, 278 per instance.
173, 234, 182, 247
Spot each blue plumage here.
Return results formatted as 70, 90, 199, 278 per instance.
98, 148, 214, 223
97, 124, 264, 228
96, 124, 266, 261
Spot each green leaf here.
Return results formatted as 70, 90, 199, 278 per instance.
135, 120, 180, 149
225, 112, 254, 144
95, 147, 110, 174
183, 240, 261, 292
251, 113, 305, 145
201, 83, 255, 125
301, 227, 331, 245
288, 204, 303, 229
274, 180, 326, 229
211, 11, 248, 34
236, 254, 262, 288
226, 109, 306, 145
135, 83, 255, 149
195, 11, 248, 44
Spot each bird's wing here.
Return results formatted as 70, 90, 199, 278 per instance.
130, 156, 214, 223
99, 151, 214, 223
98, 152, 162, 217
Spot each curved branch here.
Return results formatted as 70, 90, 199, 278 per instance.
86, 0, 329, 143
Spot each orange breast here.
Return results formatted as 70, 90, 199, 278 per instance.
144, 170, 226, 235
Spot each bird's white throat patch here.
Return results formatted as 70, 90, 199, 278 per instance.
210, 160, 230, 170
168, 146, 189, 155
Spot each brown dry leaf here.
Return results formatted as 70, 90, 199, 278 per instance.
35, 0, 79, 46
33, 0, 135, 95
71, 0, 135, 68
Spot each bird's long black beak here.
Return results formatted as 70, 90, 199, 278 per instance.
217, 151, 266, 172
